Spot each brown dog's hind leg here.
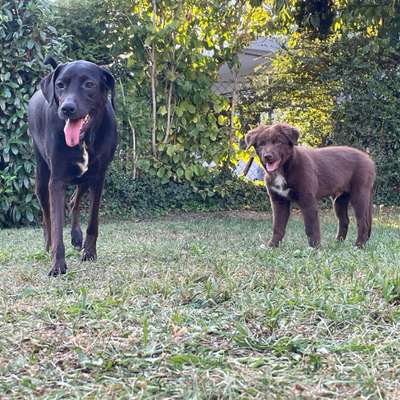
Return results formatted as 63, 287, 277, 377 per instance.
35, 155, 51, 252
350, 190, 372, 248
300, 201, 321, 247
333, 193, 350, 241
70, 183, 89, 250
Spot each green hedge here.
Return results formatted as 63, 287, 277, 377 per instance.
102, 168, 269, 219
0, 0, 65, 227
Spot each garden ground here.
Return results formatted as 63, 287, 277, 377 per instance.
0, 210, 399, 399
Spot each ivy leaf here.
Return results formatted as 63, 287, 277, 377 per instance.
158, 105, 167, 116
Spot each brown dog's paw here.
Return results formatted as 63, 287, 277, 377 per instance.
48, 262, 67, 277
81, 249, 97, 262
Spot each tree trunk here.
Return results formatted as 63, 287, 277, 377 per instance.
150, 0, 157, 157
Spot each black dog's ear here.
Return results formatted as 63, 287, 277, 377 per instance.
280, 124, 299, 146
100, 67, 116, 110
44, 55, 58, 70
40, 64, 64, 106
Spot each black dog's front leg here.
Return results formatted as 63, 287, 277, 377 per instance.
268, 196, 291, 247
49, 179, 67, 276
82, 176, 105, 262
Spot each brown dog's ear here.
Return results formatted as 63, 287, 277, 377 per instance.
40, 63, 65, 106
280, 124, 299, 145
100, 67, 116, 111
244, 132, 257, 150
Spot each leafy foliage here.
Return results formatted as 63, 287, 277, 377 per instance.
330, 36, 400, 204
0, 0, 64, 226
47, 0, 271, 215
107, 0, 270, 183
272, 0, 400, 39
48, 0, 113, 64
2, 0, 400, 228
239, 3, 400, 204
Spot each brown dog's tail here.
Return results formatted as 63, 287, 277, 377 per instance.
367, 185, 375, 239
44, 56, 58, 70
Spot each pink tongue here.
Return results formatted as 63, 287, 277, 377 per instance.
64, 118, 85, 147
266, 160, 280, 172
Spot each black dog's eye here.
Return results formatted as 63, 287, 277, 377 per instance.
55, 81, 65, 89
85, 81, 96, 89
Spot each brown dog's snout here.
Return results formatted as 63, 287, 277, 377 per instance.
261, 151, 274, 164
265, 152, 274, 163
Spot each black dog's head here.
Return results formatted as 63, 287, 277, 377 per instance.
40, 60, 115, 147
245, 123, 299, 173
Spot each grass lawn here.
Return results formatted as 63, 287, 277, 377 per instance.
0, 210, 400, 399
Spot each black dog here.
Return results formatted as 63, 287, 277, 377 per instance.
28, 58, 117, 276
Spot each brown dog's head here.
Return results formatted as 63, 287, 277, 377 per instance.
245, 123, 299, 173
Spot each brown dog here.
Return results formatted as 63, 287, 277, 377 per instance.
245, 123, 376, 248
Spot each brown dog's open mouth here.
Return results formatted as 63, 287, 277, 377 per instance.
266, 160, 280, 173
64, 114, 90, 147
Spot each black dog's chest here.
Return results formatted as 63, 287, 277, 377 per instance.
65, 144, 90, 179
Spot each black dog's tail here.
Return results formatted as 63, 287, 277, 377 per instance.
44, 56, 58, 69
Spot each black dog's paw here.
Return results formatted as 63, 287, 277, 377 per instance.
268, 239, 280, 248
48, 262, 67, 277
81, 249, 97, 262
308, 238, 321, 248
71, 228, 83, 250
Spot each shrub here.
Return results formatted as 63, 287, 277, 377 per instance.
102, 167, 269, 218
0, 0, 64, 227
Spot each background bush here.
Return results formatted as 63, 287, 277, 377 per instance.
1, 0, 399, 228
238, 1, 400, 206
102, 169, 269, 218
0, 0, 66, 226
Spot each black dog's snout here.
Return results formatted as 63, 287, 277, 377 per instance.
264, 152, 274, 163
60, 102, 77, 117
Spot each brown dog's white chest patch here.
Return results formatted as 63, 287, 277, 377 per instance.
267, 173, 291, 199
76, 143, 89, 177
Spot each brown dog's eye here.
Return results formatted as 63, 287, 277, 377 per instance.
85, 81, 96, 89
55, 82, 64, 89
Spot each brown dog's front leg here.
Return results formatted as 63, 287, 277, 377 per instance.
300, 202, 320, 247
82, 177, 105, 262
49, 179, 67, 276
269, 197, 291, 247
